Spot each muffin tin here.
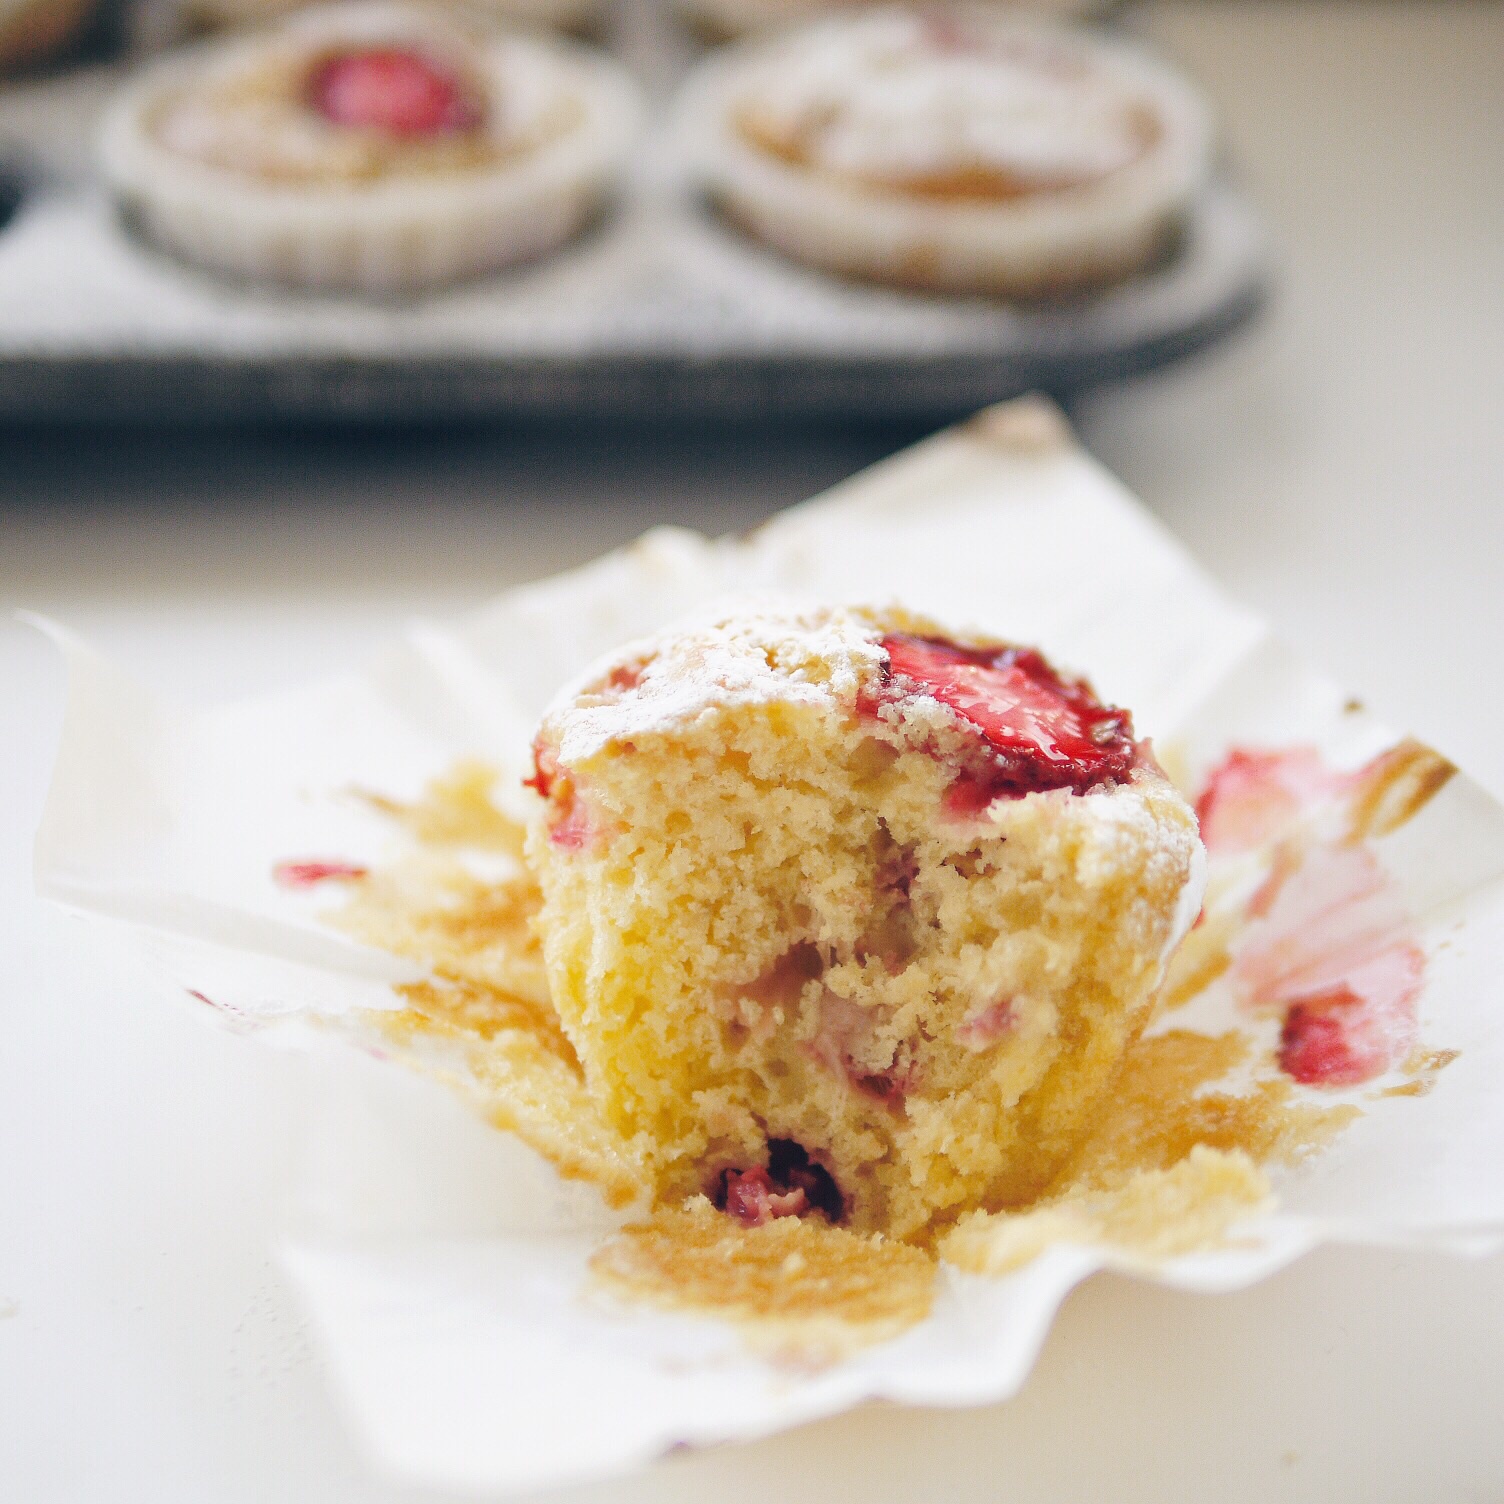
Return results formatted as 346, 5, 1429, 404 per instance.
0, 2, 1267, 421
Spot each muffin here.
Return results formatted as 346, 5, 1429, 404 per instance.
525, 605, 1204, 1243
678, 6, 1213, 297
98, 2, 642, 292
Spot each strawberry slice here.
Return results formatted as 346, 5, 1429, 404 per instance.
308, 47, 482, 137
874, 634, 1136, 797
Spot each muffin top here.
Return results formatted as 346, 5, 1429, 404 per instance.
531, 602, 1147, 803
733, 10, 1165, 201
147, 5, 584, 185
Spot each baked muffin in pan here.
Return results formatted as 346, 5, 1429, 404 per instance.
678, 6, 1213, 298
99, 2, 643, 292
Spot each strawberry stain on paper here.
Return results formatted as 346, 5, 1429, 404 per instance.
273, 859, 369, 888
1193, 744, 1447, 1090
185, 987, 256, 1031
1194, 747, 1351, 856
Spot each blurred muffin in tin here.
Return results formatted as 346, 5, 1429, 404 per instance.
99, 2, 642, 292
166, 0, 604, 40
0, 0, 97, 72
677, 0, 1114, 44
678, 6, 1212, 298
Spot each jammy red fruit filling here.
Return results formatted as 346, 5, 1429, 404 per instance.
308, 48, 481, 136
714, 1139, 844, 1227
867, 634, 1136, 799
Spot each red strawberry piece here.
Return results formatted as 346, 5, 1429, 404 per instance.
526, 741, 600, 851
524, 739, 559, 800
873, 634, 1136, 798
1277, 988, 1376, 1087
308, 48, 482, 137
716, 1166, 809, 1227
713, 1140, 844, 1226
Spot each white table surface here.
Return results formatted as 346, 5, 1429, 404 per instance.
4, 4, 1503, 1499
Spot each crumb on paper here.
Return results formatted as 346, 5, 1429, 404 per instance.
333, 850, 548, 1008
375, 988, 645, 1204
1056, 1029, 1357, 1191
1375, 1046, 1459, 1099
1158, 912, 1233, 1012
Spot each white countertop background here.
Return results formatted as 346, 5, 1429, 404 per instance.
3, 4, 1502, 1499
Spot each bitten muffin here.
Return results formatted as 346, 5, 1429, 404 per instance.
525, 605, 1204, 1244
98, 2, 642, 292
678, 6, 1212, 297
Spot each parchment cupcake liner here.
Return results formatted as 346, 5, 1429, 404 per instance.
36, 398, 1504, 1496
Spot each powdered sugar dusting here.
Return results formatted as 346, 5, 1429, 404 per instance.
736, 11, 1157, 190
535, 604, 1208, 993
537, 602, 889, 769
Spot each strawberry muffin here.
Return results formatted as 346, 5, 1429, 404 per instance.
98, 3, 642, 292
525, 605, 1204, 1243
678, 7, 1212, 296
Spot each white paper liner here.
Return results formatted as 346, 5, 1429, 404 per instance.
33, 397, 1504, 1495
